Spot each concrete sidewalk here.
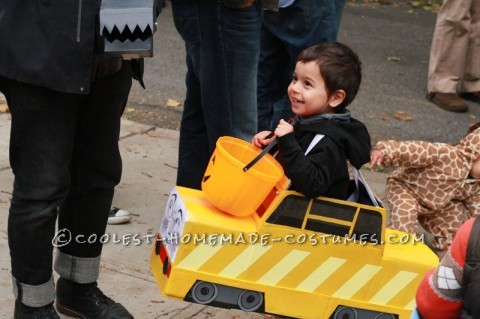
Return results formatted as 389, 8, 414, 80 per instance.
0, 110, 388, 319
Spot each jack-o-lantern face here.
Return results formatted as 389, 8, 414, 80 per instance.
202, 154, 215, 184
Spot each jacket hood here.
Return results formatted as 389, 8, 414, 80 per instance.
295, 117, 371, 169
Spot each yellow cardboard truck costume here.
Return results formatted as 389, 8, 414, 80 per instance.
150, 137, 438, 319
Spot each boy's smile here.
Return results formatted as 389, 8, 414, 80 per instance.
290, 97, 304, 106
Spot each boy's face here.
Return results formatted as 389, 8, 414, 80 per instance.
287, 61, 336, 117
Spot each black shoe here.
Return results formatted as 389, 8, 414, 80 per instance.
459, 91, 480, 103
14, 300, 60, 319
56, 278, 133, 319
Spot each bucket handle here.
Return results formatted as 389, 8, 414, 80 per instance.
243, 132, 277, 172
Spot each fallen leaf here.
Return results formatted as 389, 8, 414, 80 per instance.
166, 98, 181, 108
410, 1, 420, 7
0, 103, 9, 113
393, 111, 414, 121
387, 56, 400, 62
147, 130, 164, 138
380, 112, 389, 121
125, 107, 135, 113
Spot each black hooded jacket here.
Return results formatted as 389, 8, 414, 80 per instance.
0, 0, 101, 94
276, 116, 371, 199
0, 0, 146, 94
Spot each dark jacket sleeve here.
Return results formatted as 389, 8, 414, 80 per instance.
277, 132, 347, 199
131, 59, 145, 89
0, 0, 99, 94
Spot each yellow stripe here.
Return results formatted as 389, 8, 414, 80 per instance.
301, 199, 313, 229
349, 208, 361, 237
177, 243, 222, 270
333, 264, 381, 299
307, 215, 353, 228
219, 245, 272, 278
258, 250, 310, 285
296, 257, 346, 292
369, 271, 418, 305
405, 298, 416, 310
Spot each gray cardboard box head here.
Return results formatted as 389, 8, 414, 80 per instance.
100, 0, 157, 59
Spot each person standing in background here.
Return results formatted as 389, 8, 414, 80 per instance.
426, 0, 480, 112
257, 0, 346, 131
172, 0, 262, 189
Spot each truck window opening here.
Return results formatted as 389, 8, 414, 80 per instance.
266, 195, 309, 228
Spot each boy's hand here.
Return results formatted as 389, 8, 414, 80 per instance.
274, 119, 294, 137
252, 131, 274, 148
370, 149, 384, 169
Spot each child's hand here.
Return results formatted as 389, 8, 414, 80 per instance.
252, 131, 274, 148
470, 157, 480, 179
274, 119, 294, 137
370, 149, 384, 169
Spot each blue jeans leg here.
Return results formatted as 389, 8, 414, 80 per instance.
57, 64, 132, 259
258, 0, 342, 128
7, 81, 78, 287
6, 64, 131, 302
257, 26, 289, 131
172, 0, 262, 189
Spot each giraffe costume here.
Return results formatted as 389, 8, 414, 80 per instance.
373, 127, 480, 253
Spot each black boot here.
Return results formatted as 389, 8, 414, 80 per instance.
56, 278, 133, 319
14, 300, 60, 319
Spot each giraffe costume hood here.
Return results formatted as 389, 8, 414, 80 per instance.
376, 127, 480, 211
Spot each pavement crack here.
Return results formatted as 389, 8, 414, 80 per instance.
190, 306, 211, 318
153, 304, 192, 318
119, 126, 156, 140
102, 266, 157, 283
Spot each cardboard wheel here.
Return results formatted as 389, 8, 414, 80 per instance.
237, 290, 263, 312
333, 307, 358, 319
191, 281, 218, 304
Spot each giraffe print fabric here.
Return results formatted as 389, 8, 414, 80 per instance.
374, 127, 480, 252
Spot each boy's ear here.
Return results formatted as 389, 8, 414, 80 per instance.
329, 90, 346, 108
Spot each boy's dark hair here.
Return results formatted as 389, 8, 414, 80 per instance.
296, 42, 362, 111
